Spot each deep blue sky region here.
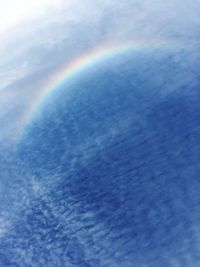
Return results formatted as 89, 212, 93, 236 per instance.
0, 1, 200, 267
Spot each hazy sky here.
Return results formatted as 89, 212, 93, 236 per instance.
0, 0, 200, 145
1, 2, 200, 266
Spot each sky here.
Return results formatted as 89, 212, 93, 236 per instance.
1, 0, 200, 104
0, 1, 200, 266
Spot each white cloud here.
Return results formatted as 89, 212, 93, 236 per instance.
0, 0, 200, 146
0, 0, 65, 33
0, 2, 200, 265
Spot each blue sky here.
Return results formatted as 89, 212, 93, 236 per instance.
1, 0, 200, 98
1, 1, 200, 266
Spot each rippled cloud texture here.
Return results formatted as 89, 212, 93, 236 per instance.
0, 1, 200, 266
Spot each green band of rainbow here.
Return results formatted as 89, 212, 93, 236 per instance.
17, 40, 178, 143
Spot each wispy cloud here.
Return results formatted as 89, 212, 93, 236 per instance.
1, 0, 200, 94
0, 1, 200, 266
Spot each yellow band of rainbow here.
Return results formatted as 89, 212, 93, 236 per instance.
17, 40, 179, 143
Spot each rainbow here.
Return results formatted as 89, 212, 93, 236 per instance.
17, 40, 177, 142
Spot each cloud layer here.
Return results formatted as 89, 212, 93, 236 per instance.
0, 1, 200, 266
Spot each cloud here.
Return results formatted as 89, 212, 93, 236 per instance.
1, 0, 200, 95
0, 2, 200, 265
0, 0, 200, 191
0, 0, 200, 182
